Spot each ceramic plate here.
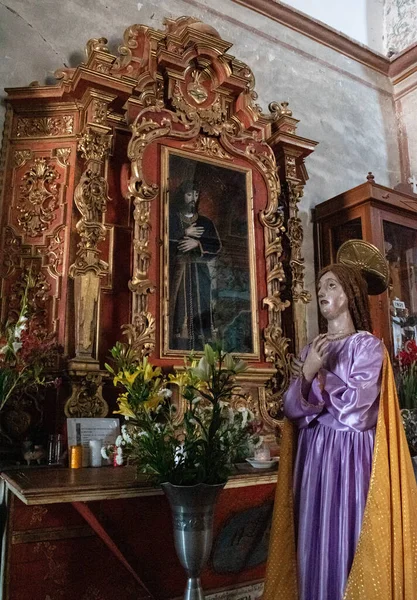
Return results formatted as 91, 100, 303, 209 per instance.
245, 457, 279, 469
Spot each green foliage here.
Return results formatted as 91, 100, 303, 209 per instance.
107, 342, 258, 485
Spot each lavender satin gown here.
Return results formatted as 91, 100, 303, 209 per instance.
284, 332, 383, 600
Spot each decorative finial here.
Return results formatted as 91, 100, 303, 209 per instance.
268, 101, 293, 120
366, 172, 375, 182
85, 37, 109, 59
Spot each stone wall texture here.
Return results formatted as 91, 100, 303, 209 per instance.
385, 0, 417, 53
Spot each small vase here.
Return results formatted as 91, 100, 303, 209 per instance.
161, 481, 226, 600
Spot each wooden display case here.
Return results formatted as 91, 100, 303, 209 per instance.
313, 175, 417, 358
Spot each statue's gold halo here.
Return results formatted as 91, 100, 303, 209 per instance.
336, 239, 389, 296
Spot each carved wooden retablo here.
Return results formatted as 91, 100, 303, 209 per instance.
0, 17, 317, 427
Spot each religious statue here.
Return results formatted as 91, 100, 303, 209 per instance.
263, 240, 417, 600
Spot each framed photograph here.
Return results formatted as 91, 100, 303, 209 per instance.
161, 148, 259, 358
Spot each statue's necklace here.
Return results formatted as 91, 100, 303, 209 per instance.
325, 331, 356, 342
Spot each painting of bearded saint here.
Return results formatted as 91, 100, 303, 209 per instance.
166, 151, 257, 355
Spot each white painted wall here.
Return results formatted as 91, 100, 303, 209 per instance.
282, 0, 385, 53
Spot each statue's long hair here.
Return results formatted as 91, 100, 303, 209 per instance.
318, 264, 373, 333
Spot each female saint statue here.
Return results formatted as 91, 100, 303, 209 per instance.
263, 243, 417, 600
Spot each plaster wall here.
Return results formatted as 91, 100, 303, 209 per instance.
283, 0, 385, 53
0, 0, 402, 339
385, 0, 417, 53
398, 88, 417, 181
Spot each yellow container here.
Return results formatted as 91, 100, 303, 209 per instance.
69, 445, 83, 469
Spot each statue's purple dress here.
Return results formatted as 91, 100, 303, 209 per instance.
283, 331, 383, 600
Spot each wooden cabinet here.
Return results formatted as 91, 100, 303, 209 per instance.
313, 176, 417, 358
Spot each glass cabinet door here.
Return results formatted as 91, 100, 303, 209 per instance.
331, 218, 362, 258
383, 221, 417, 356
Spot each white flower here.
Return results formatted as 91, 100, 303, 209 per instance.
14, 317, 28, 340
158, 388, 172, 398
224, 352, 235, 371
238, 406, 248, 428
12, 341, 22, 353
101, 446, 111, 459
192, 356, 211, 381
174, 444, 186, 465
115, 435, 123, 447
121, 425, 132, 444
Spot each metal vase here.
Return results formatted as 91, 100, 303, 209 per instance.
161, 481, 226, 600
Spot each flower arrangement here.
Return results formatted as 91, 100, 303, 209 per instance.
0, 272, 62, 418
105, 342, 261, 485
397, 339, 417, 410
396, 339, 417, 457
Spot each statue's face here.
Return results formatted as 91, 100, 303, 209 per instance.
184, 189, 199, 211
317, 271, 348, 321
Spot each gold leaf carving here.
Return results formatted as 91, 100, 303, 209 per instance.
77, 127, 112, 162
65, 373, 108, 418
14, 149, 32, 167
181, 137, 233, 160
55, 147, 71, 167
68, 169, 110, 277
121, 312, 156, 357
41, 225, 65, 277
261, 326, 292, 424
92, 98, 108, 125
17, 158, 60, 237
85, 37, 109, 58
171, 82, 227, 136
69, 130, 111, 278
287, 182, 311, 305
16, 116, 74, 138
1, 227, 22, 277
187, 70, 208, 104
127, 113, 175, 352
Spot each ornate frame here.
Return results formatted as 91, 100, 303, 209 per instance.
160, 146, 259, 358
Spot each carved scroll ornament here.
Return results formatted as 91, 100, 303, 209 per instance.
17, 158, 60, 238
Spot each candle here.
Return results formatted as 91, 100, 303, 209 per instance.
89, 440, 102, 467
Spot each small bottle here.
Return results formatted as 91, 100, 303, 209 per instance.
54, 434, 62, 464
47, 435, 55, 465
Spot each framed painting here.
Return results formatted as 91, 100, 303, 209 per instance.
161, 148, 259, 358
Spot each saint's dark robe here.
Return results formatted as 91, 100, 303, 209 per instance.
169, 211, 221, 350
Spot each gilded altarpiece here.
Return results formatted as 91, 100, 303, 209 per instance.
0, 18, 317, 434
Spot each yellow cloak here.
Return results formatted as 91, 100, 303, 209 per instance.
263, 350, 417, 600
